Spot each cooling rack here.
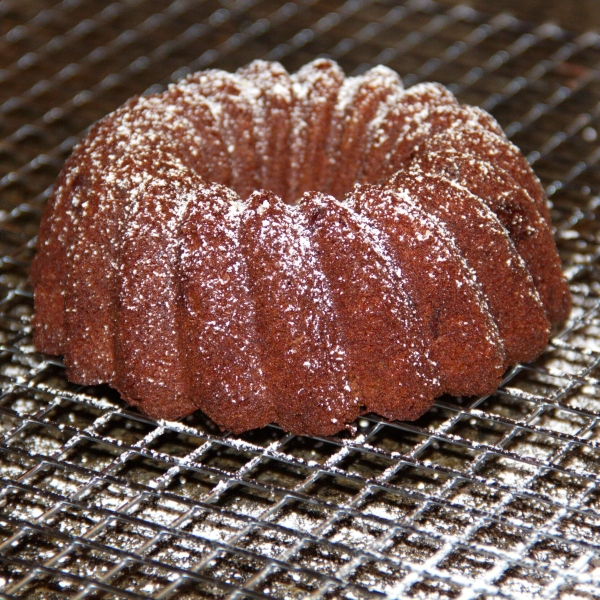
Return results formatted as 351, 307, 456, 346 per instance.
1, 0, 600, 598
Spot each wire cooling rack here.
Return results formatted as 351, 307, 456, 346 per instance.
1, 0, 600, 598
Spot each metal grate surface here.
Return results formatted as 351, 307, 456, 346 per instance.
1, 0, 600, 598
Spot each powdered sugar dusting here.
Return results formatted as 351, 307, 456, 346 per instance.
239, 191, 355, 432
300, 191, 441, 417
326, 65, 403, 197
288, 59, 344, 200
178, 183, 274, 430
30, 58, 563, 435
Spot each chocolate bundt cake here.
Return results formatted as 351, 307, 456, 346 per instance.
30, 59, 571, 436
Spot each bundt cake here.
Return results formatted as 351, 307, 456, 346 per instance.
30, 59, 571, 436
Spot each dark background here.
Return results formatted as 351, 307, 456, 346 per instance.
10, 0, 600, 34
439, 0, 600, 32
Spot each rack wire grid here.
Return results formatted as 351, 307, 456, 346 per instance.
1, 0, 600, 598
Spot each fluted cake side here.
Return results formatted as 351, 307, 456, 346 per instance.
30, 59, 571, 436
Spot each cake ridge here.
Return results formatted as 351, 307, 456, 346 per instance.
239, 190, 356, 435
299, 190, 441, 423
389, 170, 551, 366
397, 138, 568, 327
348, 183, 506, 397
180, 183, 275, 432
327, 65, 403, 199
63, 96, 204, 392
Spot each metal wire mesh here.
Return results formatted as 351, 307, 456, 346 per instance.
1, 0, 600, 597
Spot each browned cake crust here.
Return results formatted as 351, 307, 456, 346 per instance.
289, 60, 345, 202
236, 61, 293, 202
349, 185, 505, 398
299, 191, 440, 424
358, 82, 456, 185
395, 134, 570, 325
388, 173, 550, 366
180, 185, 275, 432
326, 66, 403, 199
31, 59, 570, 435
